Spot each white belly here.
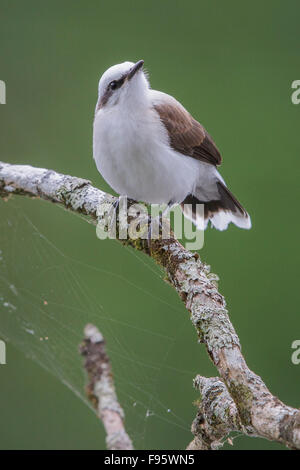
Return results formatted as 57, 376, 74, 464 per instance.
93, 107, 201, 204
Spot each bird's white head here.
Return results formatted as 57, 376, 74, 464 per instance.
96, 60, 149, 113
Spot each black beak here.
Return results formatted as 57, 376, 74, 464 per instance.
127, 60, 144, 80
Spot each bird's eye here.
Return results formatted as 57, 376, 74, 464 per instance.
109, 80, 117, 90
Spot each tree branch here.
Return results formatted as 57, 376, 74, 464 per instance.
187, 376, 242, 450
1, 161, 299, 450
79, 324, 133, 450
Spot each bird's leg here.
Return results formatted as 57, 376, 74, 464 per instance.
107, 197, 121, 236
147, 200, 176, 252
162, 200, 176, 220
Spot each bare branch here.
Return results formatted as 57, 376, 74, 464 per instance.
1, 161, 299, 450
79, 324, 134, 450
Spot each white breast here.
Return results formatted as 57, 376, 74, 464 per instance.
93, 98, 201, 204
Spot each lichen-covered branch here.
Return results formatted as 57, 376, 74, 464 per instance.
187, 376, 243, 450
1, 161, 299, 450
79, 324, 133, 450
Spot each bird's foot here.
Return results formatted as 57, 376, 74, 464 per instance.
106, 197, 121, 237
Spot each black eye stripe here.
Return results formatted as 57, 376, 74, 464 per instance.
108, 76, 125, 91
98, 76, 126, 110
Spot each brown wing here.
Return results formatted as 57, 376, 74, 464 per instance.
153, 101, 222, 166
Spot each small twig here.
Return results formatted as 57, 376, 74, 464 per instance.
79, 324, 134, 450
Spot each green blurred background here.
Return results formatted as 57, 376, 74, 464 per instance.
0, 0, 299, 450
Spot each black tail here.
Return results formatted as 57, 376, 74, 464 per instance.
181, 182, 251, 231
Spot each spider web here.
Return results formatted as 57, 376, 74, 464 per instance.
0, 196, 210, 449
